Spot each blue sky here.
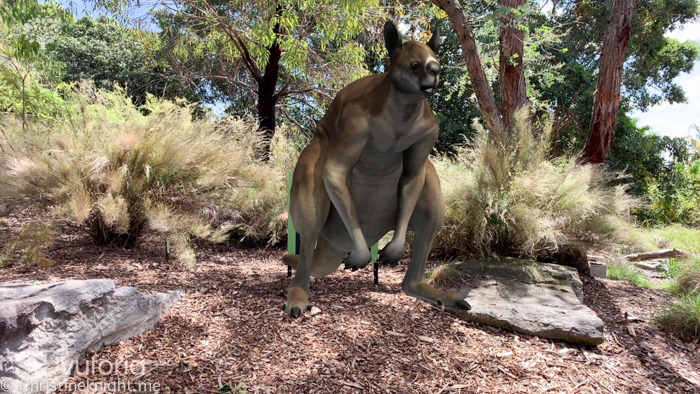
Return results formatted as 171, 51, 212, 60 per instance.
631, 21, 700, 140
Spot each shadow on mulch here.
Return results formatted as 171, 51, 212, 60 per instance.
583, 277, 700, 392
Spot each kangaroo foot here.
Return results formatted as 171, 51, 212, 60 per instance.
283, 287, 311, 318
402, 281, 471, 311
343, 246, 371, 271
378, 238, 405, 265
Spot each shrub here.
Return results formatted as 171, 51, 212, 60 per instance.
656, 294, 700, 340
0, 83, 292, 266
432, 110, 639, 259
641, 161, 700, 227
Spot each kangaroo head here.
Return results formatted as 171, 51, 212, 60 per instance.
384, 20, 441, 97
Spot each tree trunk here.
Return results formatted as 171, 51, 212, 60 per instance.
431, 0, 506, 140
255, 5, 284, 161
257, 37, 282, 160
499, 0, 529, 135
583, 0, 635, 164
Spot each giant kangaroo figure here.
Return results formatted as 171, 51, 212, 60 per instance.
283, 21, 472, 317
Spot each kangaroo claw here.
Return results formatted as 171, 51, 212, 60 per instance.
455, 299, 472, 311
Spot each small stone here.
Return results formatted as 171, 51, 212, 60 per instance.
626, 314, 643, 323
310, 306, 322, 316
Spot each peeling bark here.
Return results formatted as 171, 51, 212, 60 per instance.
431, 0, 506, 139
499, 0, 529, 134
583, 0, 635, 164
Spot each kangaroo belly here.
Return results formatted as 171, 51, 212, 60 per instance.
320, 151, 403, 250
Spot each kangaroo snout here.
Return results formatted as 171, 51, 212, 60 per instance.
427, 61, 441, 76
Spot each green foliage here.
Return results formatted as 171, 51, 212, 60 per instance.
0, 83, 291, 266
0, 220, 54, 267
427, 20, 481, 153
551, 0, 700, 112
433, 110, 638, 259
150, 0, 380, 120
606, 116, 700, 226
642, 161, 700, 226
218, 383, 248, 394
665, 258, 682, 279
49, 16, 193, 106
541, 0, 700, 170
676, 262, 700, 296
655, 294, 700, 339
631, 225, 700, 256
606, 259, 654, 288
0, 0, 69, 121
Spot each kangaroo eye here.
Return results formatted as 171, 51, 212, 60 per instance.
409, 61, 420, 70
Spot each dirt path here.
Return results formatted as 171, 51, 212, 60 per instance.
2, 215, 700, 393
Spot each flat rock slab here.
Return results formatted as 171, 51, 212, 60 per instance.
0, 280, 181, 393
446, 259, 604, 346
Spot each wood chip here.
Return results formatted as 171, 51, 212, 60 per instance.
385, 330, 408, 337
338, 380, 363, 389
2, 219, 698, 394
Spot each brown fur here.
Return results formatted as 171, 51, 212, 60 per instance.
282, 21, 471, 317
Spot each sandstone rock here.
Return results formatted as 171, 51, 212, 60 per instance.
447, 259, 604, 346
452, 258, 584, 302
0, 280, 180, 393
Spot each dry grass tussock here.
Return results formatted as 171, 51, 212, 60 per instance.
0, 221, 54, 267
0, 82, 296, 267
433, 110, 640, 259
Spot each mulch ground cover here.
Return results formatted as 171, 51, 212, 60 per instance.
2, 209, 700, 393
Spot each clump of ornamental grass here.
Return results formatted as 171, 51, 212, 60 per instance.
432, 109, 639, 259
0, 221, 54, 267
673, 260, 700, 296
655, 294, 700, 340
428, 261, 465, 287
0, 82, 291, 267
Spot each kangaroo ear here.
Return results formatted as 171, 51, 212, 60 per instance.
384, 20, 402, 56
427, 23, 440, 54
